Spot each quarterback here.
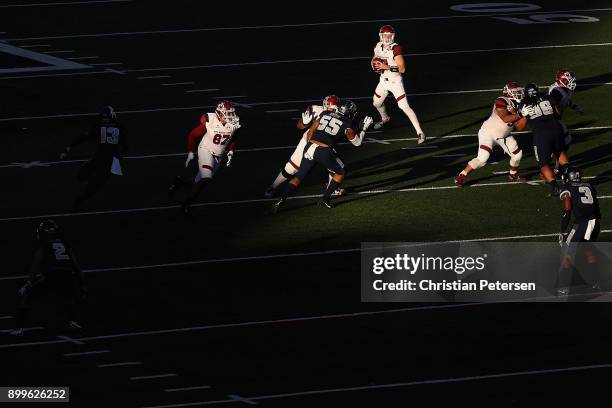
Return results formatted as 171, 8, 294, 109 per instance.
371, 25, 425, 144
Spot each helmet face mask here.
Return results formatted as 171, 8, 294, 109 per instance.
379, 25, 395, 45
502, 82, 524, 103
323, 95, 340, 112
556, 69, 577, 91
523, 83, 539, 103
339, 100, 358, 120
36, 219, 60, 242
561, 165, 581, 183
100, 106, 117, 123
216, 101, 238, 126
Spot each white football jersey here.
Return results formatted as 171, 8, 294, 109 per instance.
300, 104, 324, 140
548, 83, 572, 114
373, 41, 402, 80
480, 97, 516, 137
199, 113, 238, 156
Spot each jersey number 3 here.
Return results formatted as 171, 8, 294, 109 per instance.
578, 186, 594, 204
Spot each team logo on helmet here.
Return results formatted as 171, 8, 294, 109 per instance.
379, 25, 395, 45
502, 82, 524, 102
215, 100, 239, 125
556, 69, 577, 91
323, 95, 340, 112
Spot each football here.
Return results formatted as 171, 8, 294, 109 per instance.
371, 57, 386, 73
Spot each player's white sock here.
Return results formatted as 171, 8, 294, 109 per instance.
398, 99, 423, 135
271, 172, 288, 189
375, 104, 390, 122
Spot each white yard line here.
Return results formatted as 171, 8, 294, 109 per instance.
6, 8, 612, 40
64, 349, 110, 356
161, 81, 195, 86
0, 316, 13, 320
69, 56, 100, 60
97, 361, 142, 368
0, 0, 132, 7
89, 62, 123, 66
43, 50, 75, 54
141, 364, 612, 407
56, 335, 84, 345
18, 44, 51, 48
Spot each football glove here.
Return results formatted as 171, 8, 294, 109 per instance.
520, 105, 535, 118
226, 150, 234, 167
301, 111, 313, 126
185, 152, 195, 168
558, 233, 567, 247
362, 116, 374, 132
59, 146, 71, 160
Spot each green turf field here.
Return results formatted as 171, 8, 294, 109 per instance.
1, 1, 612, 406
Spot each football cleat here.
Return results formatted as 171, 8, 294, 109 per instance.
264, 187, 275, 198
508, 173, 526, 183
319, 199, 334, 209
454, 173, 466, 188
417, 132, 426, 144
373, 117, 390, 130
270, 198, 286, 214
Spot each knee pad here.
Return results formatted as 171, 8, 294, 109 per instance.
283, 162, 299, 176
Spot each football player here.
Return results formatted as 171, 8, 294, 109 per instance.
168, 101, 241, 215
11, 220, 86, 336
59, 106, 128, 211
520, 83, 569, 194
557, 166, 602, 295
559, 166, 601, 245
455, 82, 527, 187
265, 95, 345, 197
271, 101, 373, 212
371, 25, 425, 144
548, 69, 585, 166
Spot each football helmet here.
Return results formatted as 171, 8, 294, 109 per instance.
379, 25, 395, 44
560, 165, 581, 183
215, 100, 238, 125
523, 83, 539, 103
100, 106, 117, 123
338, 100, 358, 119
36, 219, 61, 242
323, 95, 340, 112
502, 82, 524, 103
555, 69, 577, 91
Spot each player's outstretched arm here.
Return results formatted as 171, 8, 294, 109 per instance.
59, 130, 92, 159
559, 193, 573, 245
306, 119, 320, 141
347, 116, 374, 146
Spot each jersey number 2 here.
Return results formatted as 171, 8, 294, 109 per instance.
52, 243, 70, 260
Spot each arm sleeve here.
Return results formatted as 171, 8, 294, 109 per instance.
392, 44, 403, 56
187, 116, 207, 152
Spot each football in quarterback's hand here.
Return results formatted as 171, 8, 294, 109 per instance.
371, 57, 385, 73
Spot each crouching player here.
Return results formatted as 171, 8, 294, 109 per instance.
455, 82, 527, 187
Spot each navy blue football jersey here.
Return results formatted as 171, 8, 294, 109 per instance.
311, 111, 354, 147
560, 182, 601, 222
522, 95, 563, 135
